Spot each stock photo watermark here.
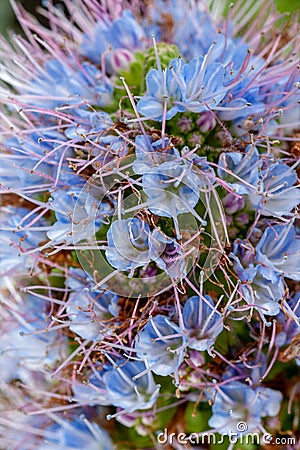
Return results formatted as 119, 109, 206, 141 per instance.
73, 154, 227, 298
157, 422, 297, 447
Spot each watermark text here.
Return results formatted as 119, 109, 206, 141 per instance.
157, 425, 297, 447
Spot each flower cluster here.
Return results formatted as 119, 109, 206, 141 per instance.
0, 0, 299, 449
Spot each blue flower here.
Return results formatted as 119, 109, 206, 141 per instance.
256, 224, 300, 281
277, 293, 300, 364
208, 381, 282, 435
231, 239, 285, 316
134, 138, 207, 244
105, 212, 188, 280
180, 56, 227, 113
222, 356, 267, 387
47, 188, 112, 246
0, 206, 47, 275
217, 145, 262, 195
0, 131, 82, 192
133, 141, 202, 220
66, 289, 118, 341
0, 151, 53, 191
137, 55, 229, 120
67, 268, 120, 317
265, 71, 300, 135
133, 135, 179, 174
141, 159, 201, 218
144, 2, 235, 66
155, 239, 188, 281
26, 59, 113, 109
144, 4, 216, 60
105, 218, 167, 277
71, 365, 112, 406
81, 10, 145, 71
0, 326, 64, 380
37, 416, 114, 450
72, 132, 128, 171
0, 293, 67, 381
219, 51, 266, 122
179, 18, 228, 61
233, 258, 284, 316
1, 133, 57, 191
65, 109, 113, 141
97, 134, 129, 160
103, 359, 160, 413
137, 58, 185, 120
104, 11, 144, 48
134, 315, 186, 383
182, 295, 223, 351
249, 163, 300, 217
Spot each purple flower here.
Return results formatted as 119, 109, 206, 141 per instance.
223, 193, 245, 215
232, 238, 256, 267
196, 111, 217, 132
177, 116, 193, 132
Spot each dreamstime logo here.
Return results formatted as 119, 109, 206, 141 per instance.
236, 421, 248, 433
72, 154, 227, 297
156, 423, 297, 447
